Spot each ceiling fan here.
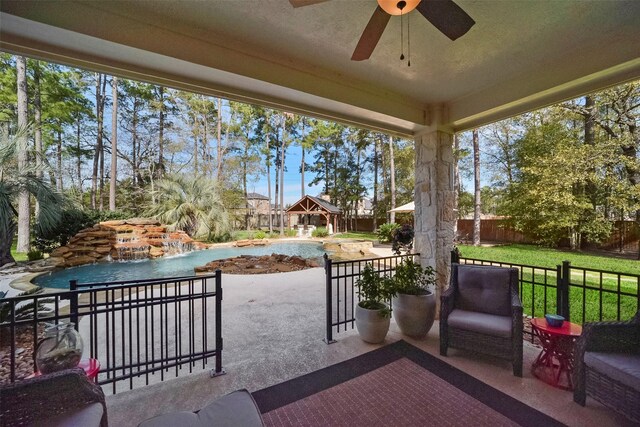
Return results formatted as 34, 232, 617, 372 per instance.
289, 0, 475, 61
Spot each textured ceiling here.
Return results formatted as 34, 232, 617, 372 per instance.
1, 0, 639, 134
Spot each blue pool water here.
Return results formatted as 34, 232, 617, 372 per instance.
34, 242, 326, 289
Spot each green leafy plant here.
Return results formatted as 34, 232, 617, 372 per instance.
27, 249, 44, 261
0, 287, 54, 324
254, 230, 267, 239
390, 259, 436, 295
376, 223, 400, 243
355, 264, 396, 317
285, 229, 297, 237
312, 227, 329, 238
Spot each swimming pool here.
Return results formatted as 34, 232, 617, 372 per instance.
34, 242, 326, 289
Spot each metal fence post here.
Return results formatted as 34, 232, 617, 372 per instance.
69, 280, 79, 329
561, 261, 571, 321
211, 269, 226, 377
323, 254, 336, 344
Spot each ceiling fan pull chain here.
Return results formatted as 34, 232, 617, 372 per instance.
407, 12, 411, 66
400, 9, 405, 61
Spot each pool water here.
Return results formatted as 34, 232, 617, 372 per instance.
34, 242, 326, 289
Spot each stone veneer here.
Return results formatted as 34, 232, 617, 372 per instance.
414, 129, 456, 305
48, 218, 208, 268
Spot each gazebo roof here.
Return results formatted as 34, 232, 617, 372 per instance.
286, 195, 341, 215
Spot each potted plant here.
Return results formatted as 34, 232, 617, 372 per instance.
390, 258, 437, 338
354, 263, 395, 344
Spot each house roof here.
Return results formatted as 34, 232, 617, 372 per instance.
1, 1, 638, 135
246, 192, 269, 200
286, 195, 341, 215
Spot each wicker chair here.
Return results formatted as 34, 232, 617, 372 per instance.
440, 264, 523, 376
0, 368, 107, 427
573, 310, 640, 423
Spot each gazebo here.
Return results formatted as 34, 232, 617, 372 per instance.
286, 195, 341, 234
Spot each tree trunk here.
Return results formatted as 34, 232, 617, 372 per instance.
473, 129, 481, 246
157, 86, 165, 178
0, 223, 17, 266
453, 133, 460, 238
389, 135, 396, 224
110, 77, 118, 211
279, 114, 286, 235
76, 119, 83, 206
91, 73, 104, 210
16, 56, 30, 253
373, 136, 379, 231
33, 61, 43, 217
216, 98, 223, 180
266, 134, 273, 233
56, 131, 63, 192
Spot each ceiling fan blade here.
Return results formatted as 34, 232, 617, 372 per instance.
417, 0, 475, 41
288, 0, 329, 7
351, 6, 391, 61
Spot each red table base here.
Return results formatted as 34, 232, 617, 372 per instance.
29, 358, 100, 383
531, 318, 581, 390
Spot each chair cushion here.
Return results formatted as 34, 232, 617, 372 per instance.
197, 389, 264, 426
138, 389, 263, 427
447, 309, 512, 338
456, 265, 512, 316
34, 402, 104, 427
584, 352, 640, 391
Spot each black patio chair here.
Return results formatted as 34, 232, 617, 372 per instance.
440, 263, 523, 376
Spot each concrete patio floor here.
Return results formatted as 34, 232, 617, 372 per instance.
104, 263, 634, 427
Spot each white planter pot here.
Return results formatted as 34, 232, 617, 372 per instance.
355, 303, 390, 344
392, 291, 436, 338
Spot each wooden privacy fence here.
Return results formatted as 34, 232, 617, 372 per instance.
456, 219, 639, 254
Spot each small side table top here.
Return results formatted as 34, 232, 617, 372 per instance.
531, 317, 582, 337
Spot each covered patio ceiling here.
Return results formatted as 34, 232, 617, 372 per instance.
1, 0, 639, 136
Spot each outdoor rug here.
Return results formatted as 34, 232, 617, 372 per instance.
252, 340, 565, 427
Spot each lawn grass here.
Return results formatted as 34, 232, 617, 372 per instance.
457, 244, 639, 324
457, 244, 639, 275
11, 241, 28, 262
333, 231, 378, 241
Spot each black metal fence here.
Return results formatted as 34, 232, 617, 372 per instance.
452, 251, 640, 336
323, 253, 418, 343
0, 272, 223, 393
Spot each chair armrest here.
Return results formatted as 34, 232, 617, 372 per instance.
0, 368, 107, 427
440, 286, 455, 321
579, 320, 640, 354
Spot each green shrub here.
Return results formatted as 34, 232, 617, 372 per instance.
390, 259, 436, 295
27, 249, 44, 261
376, 223, 400, 243
285, 229, 297, 237
312, 227, 329, 238
254, 230, 267, 239
355, 264, 395, 316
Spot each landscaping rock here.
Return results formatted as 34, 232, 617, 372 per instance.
195, 253, 321, 275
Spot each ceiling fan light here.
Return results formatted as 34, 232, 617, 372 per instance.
377, 0, 421, 16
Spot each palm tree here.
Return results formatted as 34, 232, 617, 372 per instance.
0, 126, 64, 266
148, 174, 230, 240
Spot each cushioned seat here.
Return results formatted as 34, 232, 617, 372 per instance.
574, 310, 640, 423
447, 309, 513, 338
138, 389, 264, 427
440, 264, 523, 376
36, 402, 105, 427
583, 352, 640, 391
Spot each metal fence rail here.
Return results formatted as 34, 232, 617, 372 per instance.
0, 272, 223, 393
323, 253, 418, 343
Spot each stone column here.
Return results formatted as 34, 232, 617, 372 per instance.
414, 128, 456, 306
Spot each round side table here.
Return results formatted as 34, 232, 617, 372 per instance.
531, 318, 582, 390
